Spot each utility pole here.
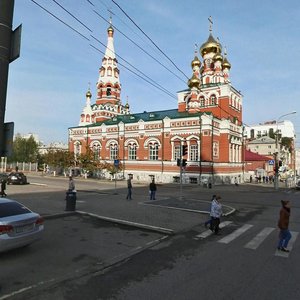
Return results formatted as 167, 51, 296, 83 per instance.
0, 0, 21, 156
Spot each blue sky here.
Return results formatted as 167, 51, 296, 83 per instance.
6, 0, 299, 145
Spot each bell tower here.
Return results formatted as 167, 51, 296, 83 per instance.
93, 19, 129, 122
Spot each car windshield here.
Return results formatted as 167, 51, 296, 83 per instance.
0, 202, 31, 218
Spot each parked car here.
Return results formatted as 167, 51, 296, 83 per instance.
296, 180, 300, 190
7, 172, 28, 185
0, 198, 44, 253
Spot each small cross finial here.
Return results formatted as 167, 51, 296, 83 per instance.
108, 8, 114, 24
194, 43, 198, 55
224, 46, 227, 56
208, 16, 213, 32
88, 82, 91, 91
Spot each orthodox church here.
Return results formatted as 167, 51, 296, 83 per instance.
69, 20, 244, 184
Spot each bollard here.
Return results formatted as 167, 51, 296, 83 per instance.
65, 191, 76, 211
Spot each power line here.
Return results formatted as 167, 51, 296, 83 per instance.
90, 35, 177, 100
30, 0, 178, 100
111, 0, 189, 80
90, 44, 177, 101
92, 9, 186, 84
30, 0, 90, 41
51, 0, 92, 32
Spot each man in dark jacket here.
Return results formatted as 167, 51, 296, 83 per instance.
149, 179, 157, 200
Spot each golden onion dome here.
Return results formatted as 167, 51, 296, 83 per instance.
222, 57, 231, 69
125, 102, 130, 109
213, 52, 223, 62
191, 56, 201, 68
200, 33, 222, 57
188, 74, 200, 89
107, 25, 114, 34
86, 90, 92, 98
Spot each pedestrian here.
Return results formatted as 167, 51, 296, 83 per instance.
126, 176, 132, 200
68, 176, 75, 192
149, 179, 157, 200
277, 200, 292, 252
204, 194, 216, 228
234, 177, 238, 186
1, 179, 7, 197
209, 195, 223, 235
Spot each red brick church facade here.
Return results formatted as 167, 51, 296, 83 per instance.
69, 21, 244, 184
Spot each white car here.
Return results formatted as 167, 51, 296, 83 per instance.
0, 198, 44, 253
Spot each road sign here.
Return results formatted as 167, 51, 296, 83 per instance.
114, 159, 119, 167
269, 160, 275, 165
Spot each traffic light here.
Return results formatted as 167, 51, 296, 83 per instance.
279, 160, 282, 167
182, 159, 187, 167
177, 158, 181, 166
182, 145, 188, 156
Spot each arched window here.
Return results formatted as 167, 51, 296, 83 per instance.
200, 96, 205, 107
110, 143, 118, 160
211, 95, 216, 105
128, 143, 137, 160
100, 67, 105, 77
74, 142, 81, 160
174, 144, 181, 160
149, 142, 159, 160
190, 144, 199, 161
106, 87, 111, 96
90, 143, 101, 160
107, 67, 112, 76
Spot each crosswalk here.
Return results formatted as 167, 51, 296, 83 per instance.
194, 222, 298, 258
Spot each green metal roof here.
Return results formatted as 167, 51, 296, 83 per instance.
69, 108, 212, 130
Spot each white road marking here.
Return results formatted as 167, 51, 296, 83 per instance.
218, 224, 253, 244
244, 227, 275, 250
195, 221, 233, 239
275, 231, 298, 258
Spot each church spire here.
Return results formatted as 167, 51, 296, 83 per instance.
96, 17, 121, 107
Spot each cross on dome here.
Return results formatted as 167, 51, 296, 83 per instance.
208, 16, 213, 32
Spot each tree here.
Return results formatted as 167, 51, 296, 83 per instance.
9, 134, 39, 162
281, 137, 293, 152
41, 149, 74, 170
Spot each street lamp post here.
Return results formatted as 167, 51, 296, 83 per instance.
274, 111, 296, 190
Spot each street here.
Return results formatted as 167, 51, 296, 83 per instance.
0, 175, 299, 300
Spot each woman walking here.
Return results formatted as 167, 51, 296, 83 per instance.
277, 200, 292, 252
209, 195, 223, 235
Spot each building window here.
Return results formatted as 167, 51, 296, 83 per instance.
74, 143, 80, 159
128, 143, 137, 160
211, 95, 216, 105
106, 87, 111, 96
174, 145, 181, 160
200, 97, 205, 107
110, 143, 118, 160
92, 143, 101, 160
149, 142, 159, 160
190, 144, 198, 161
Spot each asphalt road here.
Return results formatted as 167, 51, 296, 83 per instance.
1, 175, 299, 300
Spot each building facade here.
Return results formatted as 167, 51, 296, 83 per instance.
69, 21, 244, 184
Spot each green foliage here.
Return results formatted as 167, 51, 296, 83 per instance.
281, 137, 293, 152
41, 149, 75, 169
9, 134, 39, 162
